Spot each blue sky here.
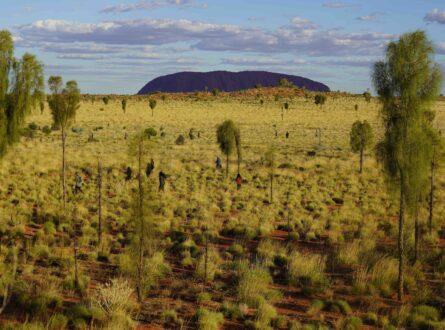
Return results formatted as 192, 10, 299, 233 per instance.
3, 0, 445, 94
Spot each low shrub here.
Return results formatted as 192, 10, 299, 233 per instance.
288, 251, 328, 292
196, 308, 224, 330
237, 266, 278, 307
175, 134, 185, 145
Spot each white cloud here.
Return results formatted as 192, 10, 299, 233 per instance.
424, 9, 445, 24
57, 54, 106, 60
314, 57, 376, 67
291, 17, 319, 30
221, 57, 306, 66
101, 0, 206, 13
17, 18, 395, 58
323, 1, 357, 9
356, 13, 381, 22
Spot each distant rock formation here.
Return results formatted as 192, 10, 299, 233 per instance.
137, 70, 330, 94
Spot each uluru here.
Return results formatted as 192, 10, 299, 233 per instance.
137, 70, 330, 94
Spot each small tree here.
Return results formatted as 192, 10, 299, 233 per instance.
127, 132, 160, 301
149, 99, 157, 117
314, 94, 326, 109
265, 147, 276, 203
0, 33, 42, 312
0, 30, 44, 158
350, 120, 373, 174
216, 120, 238, 178
97, 160, 103, 246
278, 78, 294, 88
48, 77, 81, 210
235, 127, 242, 174
121, 98, 127, 113
373, 30, 442, 301
102, 96, 109, 105
428, 132, 443, 234
363, 91, 371, 103
0, 247, 17, 315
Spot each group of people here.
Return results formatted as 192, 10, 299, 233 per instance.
215, 156, 243, 189
73, 155, 243, 196
124, 159, 169, 191
73, 158, 170, 195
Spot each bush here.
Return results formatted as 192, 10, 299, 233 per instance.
370, 257, 398, 296
144, 252, 171, 290
94, 278, 136, 318
407, 305, 444, 329
161, 309, 179, 325
195, 247, 221, 282
255, 299, 277, 329
221, 301, 245, 321
175, 134, 185, 145
257, 239, 284, 267
144, 127, 157, 138
189, 128, 196, 140
338, 316, 363, 330
288, 251, 328, 290
197, 291, 212, 304
237, 266, 273, 307
228, 243, 244, 258
28, 122, 38, 130
363, 312, 378, 325
42, 125, 52, 135
68, 304, 92, 322
47, 314, 68, 330
196, 308, 224, 330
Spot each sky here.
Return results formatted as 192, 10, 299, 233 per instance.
3, 0, 445, 94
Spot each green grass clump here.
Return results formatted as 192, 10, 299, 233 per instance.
288, 251, 328, 293
196, 308, 224, 330
237, 266, 276, 307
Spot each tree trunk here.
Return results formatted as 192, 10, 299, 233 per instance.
204, 233, 208, 283
74, 232, 79, 291
0, 249, 17, 316
61, 128, 67, 210
136, 138, 144, 302
226, 154, 229, 178
270, 175, 273, 204
429, 152, 435, 235
98, 160, 102, 247
397, 182, 405, 301
286, 191, 291, 240
414, 208, 419, 263
359, 148, 364, 174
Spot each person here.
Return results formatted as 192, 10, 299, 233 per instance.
235, 173, 242, 190
286, 131, 289, 139
275, 130, 278, 138
74, 172, 83, 194
215, 156, 222, 169
125, 166, 132, 181
146, 159, 155, 177
159, 171, 169, 191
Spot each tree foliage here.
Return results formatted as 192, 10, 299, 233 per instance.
350, 121, 373, 153
373, 30, 441, 212
48, 77, 80, 131
216, 120, 240, 177
363, 91, 372, 103
314, 94, 326, 108
372, 30, 442, 300
350, 120, 373, 173
0, 30, 44, 157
